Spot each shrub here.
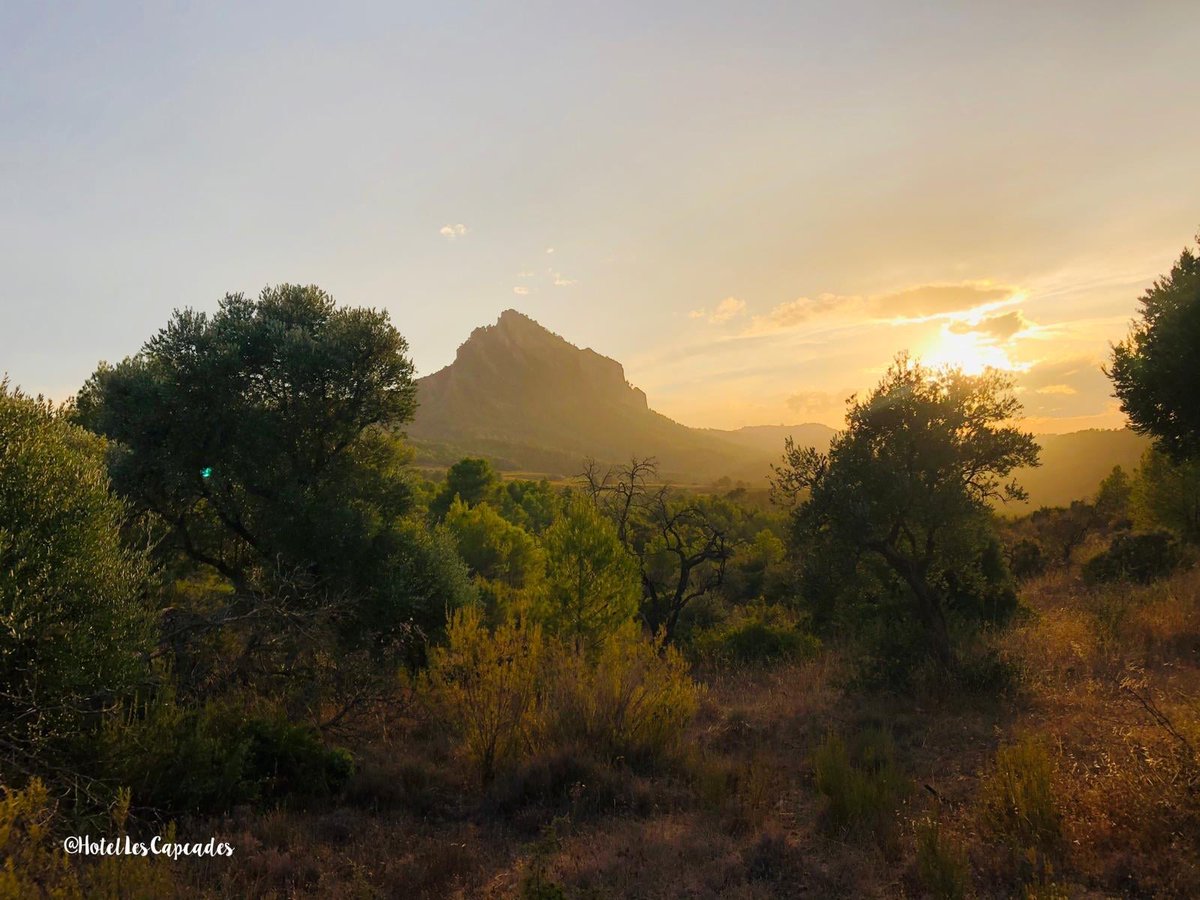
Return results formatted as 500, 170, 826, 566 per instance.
102, 693, 353, 814
914, 817, 970, 900
1083, 531, 1182, 585
1008, 538, 1047, 581
0, 386, 153, 768
978, 737, 1062, 857
541, 626, 703, 767
0, 778, 176, 899
813, 727, 909, 842
425, 607, 544, 786
694, 603, 821, 667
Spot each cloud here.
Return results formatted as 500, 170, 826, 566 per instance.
439, 223, 468, 240
545, 247, 555, 254
512, 286, 529, 296
692, 296, 747, 324
1016, 356, 1110, 418
748, 293, 855, 332
948, 310, 1034, 341
552, 272, 577, 287
746, 281, 1022, 335
710, 297, 746, 323
872, 282, 1015, 318
516, 269, 535, 278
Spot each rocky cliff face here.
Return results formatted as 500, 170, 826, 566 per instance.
408, 310, 787, 480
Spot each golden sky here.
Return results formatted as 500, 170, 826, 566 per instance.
2, 2, 1198, 433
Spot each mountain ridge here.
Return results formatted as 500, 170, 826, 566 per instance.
408, 309, 1147, 503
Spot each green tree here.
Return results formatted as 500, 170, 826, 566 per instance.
771, 355, 1038, 669
580, 457, 731, 644
1132, 448, 1200, 542
1094, 464, 1133, 526
75, 285, 472, 646
431, 457, 498, 520
444, 498, 545, 619
0, 385, 153, 766
536, 496, 640, 652
1109, 236, 1200, 461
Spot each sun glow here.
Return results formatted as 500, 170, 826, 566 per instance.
923, 327, 1018, 375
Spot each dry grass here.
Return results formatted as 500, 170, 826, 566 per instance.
32, 565, 1195, 897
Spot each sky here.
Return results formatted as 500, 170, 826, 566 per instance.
3, 1, 1198, 433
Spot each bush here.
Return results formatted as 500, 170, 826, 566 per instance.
427, 611, 702, 786
102, 693, 353, 814
812, 727, 909, 842
425, 607, 544, 786
1083, 531, 1182, 585
0, 779, 176, 899
694, 603, 821, 667
0, 386, 153, 768
542, 626, 703, 767
978, 737, 1062, 857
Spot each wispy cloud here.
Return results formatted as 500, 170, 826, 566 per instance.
512, 285, 529, 296
689, 296, 747, 324
552, 272, 577, 287
746, 281, 1023, 335
439, 223, 469, 240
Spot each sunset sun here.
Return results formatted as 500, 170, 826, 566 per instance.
924, 327, 1018, 375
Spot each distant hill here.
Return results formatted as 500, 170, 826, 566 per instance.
1007, 428, 1150, 512
409, 309, 1145, 504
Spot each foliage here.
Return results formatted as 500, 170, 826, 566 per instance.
426, 610, 701, 785
812, 727, 910, 842
580, 458, 732, 644
0, 385, 153, 769
693, 602, 820, 666
74, 285, 467, 649
1082, 531, 1182, 585
425, 607, 544, 786
1007, 538, 1047, 581
492, 478, 563, 534
100, 691, 352, 814
1028, 501, 1102, 569
535, 496, 640, 652
0, 779, 176, 900
1109, 236, 1200, 460
430, 457, 499, 520
774, 355, 1038, 669
1094, 464, 1133, 526
1131, 448, 1200, 542
443, 498, 544, 618
542, 625, 702, 766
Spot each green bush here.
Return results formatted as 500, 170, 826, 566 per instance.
103, 693, 353, 814
694, 603, 820, 666
813, 727, 910, 842
1083, 531, 1182, 585
0, 386, 153, 769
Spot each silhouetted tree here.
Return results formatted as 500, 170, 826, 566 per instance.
1109, 235, 1200, 461
772, 355, 1038, 669
431, 457, 499, 519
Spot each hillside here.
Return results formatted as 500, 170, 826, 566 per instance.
409, 309, 1145, 505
